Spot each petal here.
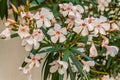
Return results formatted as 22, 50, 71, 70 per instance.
83, 65, 90, 72
81, 27, 88, 36
99, 28, 106, 35
33, 40, 40, 49
46, 12, 54, 20
73, 26, 82, 34
25, 44, 33, 51
36, 20, 43, 28
50, 65, 58, 73
101, 23, 110, 31
88, 61, 95, 66
111, 23, 119, 30
59, 34, 66, 43
25, 57, 32, 63
29, 62, 35, 69
54, 24, 61, 31
47, 28, 55, 36
94, 28, 99, 35
100, 16, 107, 22
62, 62, 68, 70
88, 24, 94, 31
89, 43, 98, 57
108, 46, 119, 57
35, 60, 40, 67
33, 12, 40, 19
60, 28, 67, 35
58, 68, 66, 75
51, 36, 58, 43
44, 19, 51, 27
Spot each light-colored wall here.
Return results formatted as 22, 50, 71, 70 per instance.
0, 10, 42, 80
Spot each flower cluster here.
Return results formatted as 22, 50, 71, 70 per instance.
0, 1, 120, 80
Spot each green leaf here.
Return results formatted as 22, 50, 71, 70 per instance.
11, 0, 18, 21
38, 47, 65, 53
70, 56, 88, 80
11, 33, 19, 38
68, 62, 76, 80
62, 49, 71, 62
0, 0, 8, 19
70, 48, 98, 65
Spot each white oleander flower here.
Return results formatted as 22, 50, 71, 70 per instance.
92, 16, 110, 35
59, 3, 84, 18
49, 60, 68, 74
89, 43, 98, 57
73, 20, 89, 36
34, 8, 54, 28
98, 0, 111, 11
59, 3, 74, 17
82, 60, 95, 72
32, 29, 44, 42
0, 28, 11, 40
25, 53, 41, 68
18, 25, 30, 39
47, 23, 67, 43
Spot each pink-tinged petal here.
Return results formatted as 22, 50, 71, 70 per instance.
61, 11, 68, 17
81, 27, 89, 36
36, 20, 43, 28
0, 28, 11, 40
35, 60, 40, 67
25, 57, 32, 63
83, 65, 90, 72
51, 36, 58, 43
25, 44, 33, 51
68, 11, 75, 17
47, 28, 55, 36
21, 12, 26, 18
29, 62, 35, 69
35, 54, 41, 59
58, 68, 66, 75
21, 39, 27, 46
106, 46, 119, 57
54, 24, 61, 31
59, 34, 66, 43
94, 28, 99, 35
46, 12, 54, 20
33, 40, 40, 49
101, 23, 110, 31
89, 43, 98, 57
44, 19, 51, 27
111, 23, 119, 30
33, 12, 40, 20
73, 26, 82, 34
88, 24, 94, 31
26, 37, 34, 45
50, 65, 58, 73
76, 5, 84, 13
62, 62, 68, 70
101, 36, 109, 46
100, 16, 107, 22
99, 28, 106, 35
49, 61, 56, 65
88, 61, 95, 66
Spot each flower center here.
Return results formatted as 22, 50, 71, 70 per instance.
56, 31, 61, 35
38, 31, 41, 34
21, 28, 26, 32
88, 18, 93, 23
40, 15, 45, 20
97, 25, 102, 28
32, 57, 36, 61
67, 6, 71, 11
82, 23, 86, 27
